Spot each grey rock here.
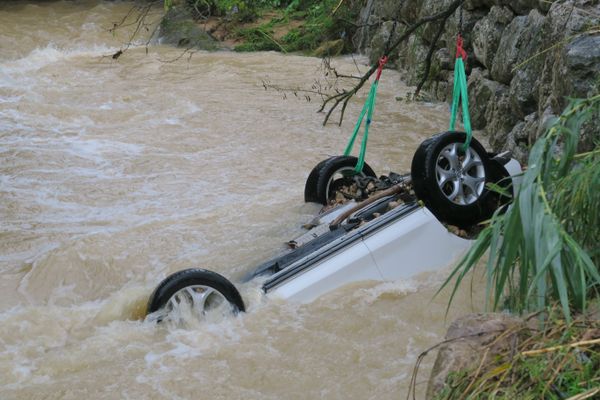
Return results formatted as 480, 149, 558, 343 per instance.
509, 64, 542, 118
419, 0, 454, 45
506, 112, 538, 162
368, 20, 405, 65
426, 313, 524, 400
399, 0, 423, 21
472, 6, 514, 69
467, 67, 501, 129
466, 0, 545, 14
370, 0, 402, 18
442, 8, 488, 53
464, 0, 497, 11
436, 80, 450, 102
564, 35, 600, 98
359, 0, 598, 158
507, 0, 543, 15
159, 6, 217, 50
491, 9, 546, 85
355, 0, 379, 53
403, 34, 430, 85
546, 1, 599, 38
484, 83, 519, 149
580, 116, 600, 153
435, 47, 452, 71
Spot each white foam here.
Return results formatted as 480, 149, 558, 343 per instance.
0, 43, 120, 77
353, 279, 420, 305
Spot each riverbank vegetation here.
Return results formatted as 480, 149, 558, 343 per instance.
443, 95, 600, 322
432, 307, 600, 400
168, 0, 363, 54
430, 95, 600, 399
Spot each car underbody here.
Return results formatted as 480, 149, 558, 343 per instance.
145, 132, 522, 324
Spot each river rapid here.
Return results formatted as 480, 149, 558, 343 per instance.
0, 1, 484, 399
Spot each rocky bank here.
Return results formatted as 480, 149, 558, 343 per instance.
357, 0, 599, 161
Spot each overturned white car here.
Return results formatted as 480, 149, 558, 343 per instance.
145, 132, 521, 323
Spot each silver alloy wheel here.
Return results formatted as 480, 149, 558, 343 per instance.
167, 285, 230, 317
325, 167, 365, 203
435, 142, 485, 205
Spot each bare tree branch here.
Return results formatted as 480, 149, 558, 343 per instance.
414, 9, 453, 97
320, 0, 465, 126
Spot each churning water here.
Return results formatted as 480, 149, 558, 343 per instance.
0, 1, 484, 398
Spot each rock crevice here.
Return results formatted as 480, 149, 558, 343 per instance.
358, 0, 600, 160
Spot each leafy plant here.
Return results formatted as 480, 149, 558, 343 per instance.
441, 95, 600, 322
231, 0, 360, 53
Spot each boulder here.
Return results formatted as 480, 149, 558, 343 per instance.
435, 79, 451, 102
465, 0, 544, 13
562, 35, 600, 98
467, 67, 500, 129
442, 8, 488, 55
435, 47, 452, 71
509, 64, 542, 119
471, 6, 514, 69
545, 1, 600, 113
426, 313, 525, 400
506, 0, 543, 15
419, 0, 454, 46
403, 34, 431, 86
463, 0, 497, 11
368, 20, 405, 65
399, 0, 423, 21
491, 9, 546, 85
484, 83, 519, 149
506, 112, 538, 162
546, 0, 598, 38
159, 6, 218, 50
370, 0, 402, 18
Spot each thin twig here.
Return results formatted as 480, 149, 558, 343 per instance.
414, 10, 452, 97
521, 338, 600, 356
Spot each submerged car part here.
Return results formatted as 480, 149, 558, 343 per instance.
146, 132, 521, 323
146, 269, 245, 323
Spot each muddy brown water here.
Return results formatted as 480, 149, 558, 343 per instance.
0, 2, 485, 399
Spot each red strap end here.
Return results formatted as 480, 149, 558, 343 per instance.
455, 35, 467, 61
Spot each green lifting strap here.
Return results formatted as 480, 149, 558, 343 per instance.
343, 80, 379, 173
449, 37, 472, 152
344, 56, 387, 173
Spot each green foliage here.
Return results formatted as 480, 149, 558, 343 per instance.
440, 95, 600, 322
233, 0, 361, 54
552, 149, 600, 266
234, 24, 284, 52
185, 0, 263, 22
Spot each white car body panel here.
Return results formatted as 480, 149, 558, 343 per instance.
364, 207, 471, 281
269, 240, 382, 303
269, 206, 470, 303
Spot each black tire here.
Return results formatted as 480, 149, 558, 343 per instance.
304, 157, 334, 203
305, 155, 376, 205
411, 131, 497, 228
146, 269, 245, 320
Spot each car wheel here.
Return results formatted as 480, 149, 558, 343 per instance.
304, 157, 333, 203
411, 131, 497, 228
146, 269, 245, 323
306, 156, 376, 205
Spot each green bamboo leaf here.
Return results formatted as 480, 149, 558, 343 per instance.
440, 95, 600, 321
